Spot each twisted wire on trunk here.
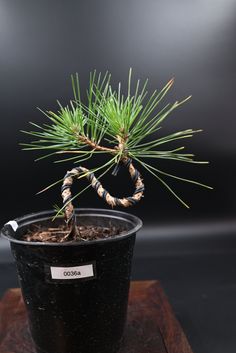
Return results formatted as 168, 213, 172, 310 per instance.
61, 158, 144, 224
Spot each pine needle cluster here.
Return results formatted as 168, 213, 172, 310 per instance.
21, 69, 212, 208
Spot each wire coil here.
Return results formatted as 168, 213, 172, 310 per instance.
61, 158, 144, 224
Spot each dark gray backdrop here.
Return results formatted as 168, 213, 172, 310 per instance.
0, 0, 235, 225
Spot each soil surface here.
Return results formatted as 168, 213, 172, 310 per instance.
23, 224, 125, 243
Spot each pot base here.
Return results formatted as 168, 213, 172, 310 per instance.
34, 340, 122, 353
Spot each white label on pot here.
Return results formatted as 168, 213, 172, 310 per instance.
5, 220, 18, 232
50, 264, 94, 280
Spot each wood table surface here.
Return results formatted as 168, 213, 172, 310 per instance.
0, 281, 193, 353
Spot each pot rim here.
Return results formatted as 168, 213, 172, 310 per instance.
1, 208, 142, 247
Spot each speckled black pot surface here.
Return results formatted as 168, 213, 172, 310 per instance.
1, 209, 142, 353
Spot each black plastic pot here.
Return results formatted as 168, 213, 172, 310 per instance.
1, 208, 142, 353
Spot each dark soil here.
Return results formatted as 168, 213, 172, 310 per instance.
23, 224, 125, 243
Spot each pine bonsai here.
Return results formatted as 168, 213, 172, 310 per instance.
21, 70, 211, 240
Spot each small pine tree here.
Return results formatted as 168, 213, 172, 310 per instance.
21, 70, 212, 236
